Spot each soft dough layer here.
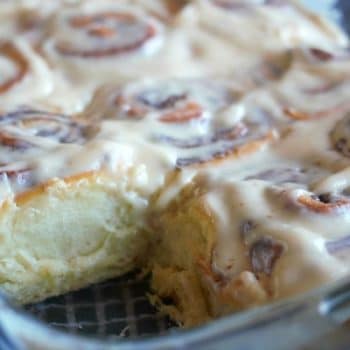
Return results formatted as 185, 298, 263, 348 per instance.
149, 181, 216, 325
0, 171, 148, 304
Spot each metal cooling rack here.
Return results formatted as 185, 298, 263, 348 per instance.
25, 273, 175, 339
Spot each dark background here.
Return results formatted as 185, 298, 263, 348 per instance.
337, 0, 350, 35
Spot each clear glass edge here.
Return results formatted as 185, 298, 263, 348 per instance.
1, 274, 350, 350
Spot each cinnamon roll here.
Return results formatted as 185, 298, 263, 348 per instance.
149, 171, 349, 326
42, 2, 200, 89
85, 78, 278, 169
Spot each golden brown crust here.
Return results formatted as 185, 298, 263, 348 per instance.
148, 181, 219, 326
14, 170, 104, 206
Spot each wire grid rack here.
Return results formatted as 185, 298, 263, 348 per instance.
25, 272, 176, 340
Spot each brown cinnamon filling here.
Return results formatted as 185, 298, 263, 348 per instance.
249, 237, 284, 276
0, 42, 28, 94
297, 193, 350, 214
159, 102, 203, 123
283, 103, 350, 121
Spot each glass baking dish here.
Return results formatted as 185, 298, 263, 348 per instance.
1, 1, 350, 349
1, 274, 350, 349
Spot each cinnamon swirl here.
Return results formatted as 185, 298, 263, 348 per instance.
42, 2, 200, 90
0, 40, 53, 106
85, 78, 278, 169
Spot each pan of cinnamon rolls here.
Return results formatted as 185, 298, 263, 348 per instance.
0, 0, 350, 349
